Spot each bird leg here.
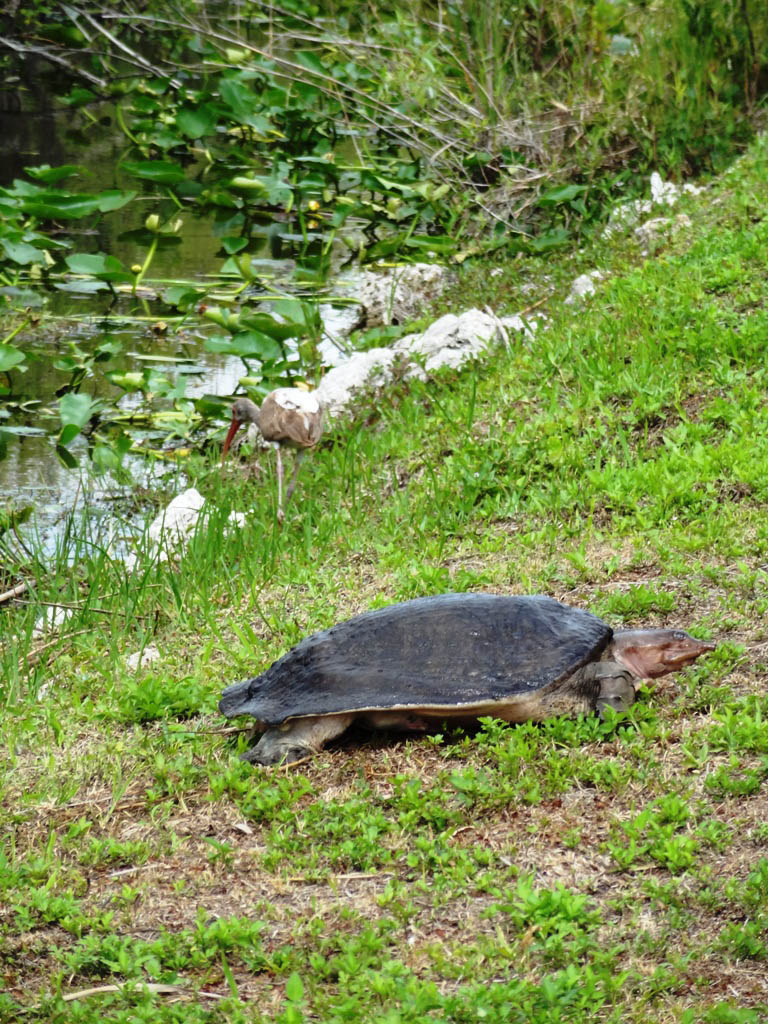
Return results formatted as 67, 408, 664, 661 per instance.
275, 445, 285, 523
284, 450, 305, 506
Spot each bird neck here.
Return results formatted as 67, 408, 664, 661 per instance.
236, 398, 262, 426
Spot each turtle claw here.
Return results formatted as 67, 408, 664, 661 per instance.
267, 745, 312, 766
596, 694, 633, 718
239, 746, 265, 764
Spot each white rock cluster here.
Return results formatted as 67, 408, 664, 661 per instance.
116, 162, 708, 574
125, 644, 161, 672
124, 165, 708, 568
316, 308, 539, 416
565, 271, 605, 304
122, 487, 246, 572
634, 213, 692, 246
315, 348, 398, 416
355, 263, 454, 327
116, 269, 540, 569
566, 168, 703, 305
605, 171, 703, 237
122, 488, 204, 572
32, 605, 74, 639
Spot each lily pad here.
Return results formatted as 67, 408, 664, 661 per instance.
0, 345, 26, 372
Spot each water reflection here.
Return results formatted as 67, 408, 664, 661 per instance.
0, 57, 69, 182
0, 348, 243, 539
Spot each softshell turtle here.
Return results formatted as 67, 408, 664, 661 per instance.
219, 593, 714, 765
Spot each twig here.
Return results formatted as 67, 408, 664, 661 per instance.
335, 871, 392, 880
92, 13, 466, 154
195, 725, 253, 735
12, 793, 153, 826
13, 983, 208, 1013
0, 35, 107, 88
60, 981, 222, 1004
0, 581, 28, 604
270, 753, 314, 771
22, 628, 94, 669
519, 294, 551, 315
15, 599, 115, 617
107, 865, 153, 878
75, 8, 182, 89
62, 984, 183, 1002
289, 871, 392, 883
45, 792, 146, 813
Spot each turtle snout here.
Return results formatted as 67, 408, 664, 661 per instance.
672, 636, 715, 666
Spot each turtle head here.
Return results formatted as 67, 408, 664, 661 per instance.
221, 397, 260, 461
610, 628, 715, 679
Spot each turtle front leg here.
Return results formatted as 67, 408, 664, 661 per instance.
593, 664, 635, 718
242, 713, 355, 766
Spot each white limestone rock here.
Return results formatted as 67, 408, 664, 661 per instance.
605, 172, 704, 236
147, 487, 206, 547
650, 171, 703, 203
500, 314, 540, 341
357, 263, 454, 327
315, 348, 398, 416
565, 271, 605, 304
315, 307, 541, 410
123, 489, 248, 571
634, 213, 692, 245
394, 308, 539, 376
394, 310, 497, 375
605, 197, 654, 235
123, 488, 225, 570
125, 644, 161, 672
32, 605, 74, 639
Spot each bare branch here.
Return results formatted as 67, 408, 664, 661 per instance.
0, 34, 107, 88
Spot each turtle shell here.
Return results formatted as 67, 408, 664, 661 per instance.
219, 594, 613, 725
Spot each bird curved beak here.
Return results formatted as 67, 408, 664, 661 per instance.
221, 415, 241, 461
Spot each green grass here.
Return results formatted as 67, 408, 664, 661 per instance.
3, 138, 768, 1021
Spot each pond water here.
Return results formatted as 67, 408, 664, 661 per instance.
0, 81, 362, 550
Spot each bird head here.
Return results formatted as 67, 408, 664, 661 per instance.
221, 397, 260, 461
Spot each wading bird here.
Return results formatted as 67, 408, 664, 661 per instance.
221, 389, 324, 522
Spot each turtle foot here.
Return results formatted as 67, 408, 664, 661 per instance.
595, 668, 635, 719
240, 743, 312, 766
596, 695, 632, 718
239, 715, 354, 766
